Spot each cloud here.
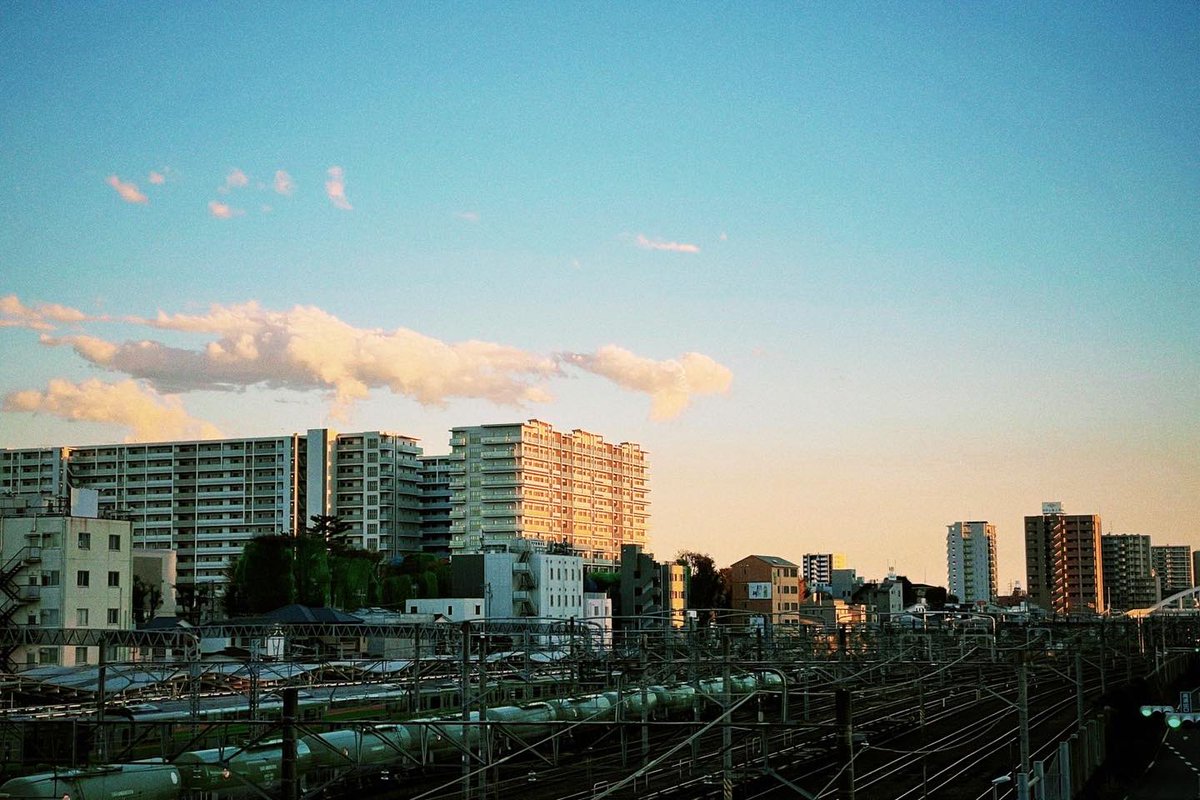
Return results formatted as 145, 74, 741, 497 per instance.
0, 295, 91, 331
4, 378, 224, 442
208, 201, 243, 219
106, 175, 148, 204
273, 170, 294, 196
221, 168, 250, 192
25, 298, 731, 422
635, 234, 700, 254
719, 231, 728, 242
325, 166, 352, 210
561, 345, 732, 420
148, 171, 166, 185
457, 211, 480, 223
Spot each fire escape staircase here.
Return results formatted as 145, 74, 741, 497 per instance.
512, 549, 538, 617
0, 544, 42, 671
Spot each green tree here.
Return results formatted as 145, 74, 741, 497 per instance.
676, 551, 729, 624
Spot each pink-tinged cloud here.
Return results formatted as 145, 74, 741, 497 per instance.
561, 345, 732, 420
106, 175, 148, 204
33, 299, 731, 421
273, 170, 294, 196
0, 295, 91, 331
208, 201, 243, 219
635, 234, 700, 254
3, 378, 224, 442
222, 168, 249, 192
457, 211, 480, 223
325, 166, 352, 210
148, 171, 166, 185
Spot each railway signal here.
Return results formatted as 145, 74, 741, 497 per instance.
1140, 705, 1174, 718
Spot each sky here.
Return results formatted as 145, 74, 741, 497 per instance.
1, 3, 1197, 591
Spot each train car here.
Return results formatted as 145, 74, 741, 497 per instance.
174, 740, 312, 798
301, 725, 416, 774
0, 763, 181, 800
649, 684, 697, 713
485, 703, 556, 743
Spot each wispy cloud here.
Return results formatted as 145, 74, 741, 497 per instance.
325, 166, 352, 210
3, 378, 223, 442
220, 168, 249, 193
273, 170, 294, 196
106, 175, 148, 204
635, 234, 700, 254
208, 201, 243, 219
148, 170, 166, 185
0, 295, 91, 331
561, 345, 732, 420
22, 298, 732, 422
457, 211, 480, 223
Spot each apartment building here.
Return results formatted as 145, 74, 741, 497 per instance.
1151, 544, 1193, 599
418, 455, 458, 557
0, 429, 422, 595
730, 555, 804, 619
0, 493, 133, 669
446, 420, 649, 566
618, 544, 687, 628
946, 521, 998, 605
801, 553, 846, 594
1024, 502, 1103, 616
1101, 534, 1159, 613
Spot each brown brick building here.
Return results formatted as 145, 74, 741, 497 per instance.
730, 554, 805, 619
1025, 503, 1103, 616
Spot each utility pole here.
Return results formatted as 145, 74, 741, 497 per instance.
723, 633, 733, 800
477, 633, 489, 800
1075, 651, 1085, 729
95, 636, 107, 763
461, 621, 472, 800
1017, 655, 1031, 800
281, 687, 298, 800
836, 688, 855, 800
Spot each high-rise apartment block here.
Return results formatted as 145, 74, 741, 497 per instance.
1, 429, 422, 592
802, 553, 846, 592
1151, 545, 1193, 599
418, 455, 458, 557
1024, 502, 1103, 616
946, 521, 998, 605
447, 420, 648, 566
1101, 534, 1159, 612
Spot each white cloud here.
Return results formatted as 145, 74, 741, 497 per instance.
148, 171, 166, 185
221, 168, 250, 192
635, 234, 700, 254
561, 345, 732, 420
0, 295, 91, 331
325, 166, 352, 210
273, 170, 294, 196
457, 211, 480, 223
3, 378, 224, 442
106, 175, 148, 204
208, 201, 243, 219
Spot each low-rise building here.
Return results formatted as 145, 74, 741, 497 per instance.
618, 544, 686, 628
730, 555, 804, 620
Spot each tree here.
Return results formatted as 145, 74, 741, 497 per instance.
132, 575, 163, 624
676, 551, 730, 624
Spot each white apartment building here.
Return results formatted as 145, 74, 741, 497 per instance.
0, 494, 133, 669
451, 547, 584, 620
802, 553, 846, 592
447, 420, 648, 566
1, 429, 422, 597
946, 521, 998, 605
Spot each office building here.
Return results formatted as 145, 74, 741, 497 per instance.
946, 521, 998, 605
447, 420, 648, 566
1151, 545, 1193, 599
1101, 534, 1159, 613
802, 553, 846, 594
1024, 502, 1103, 616
1, 429, 422, 595
0, 492, 133, 669
730, 555, 804, 619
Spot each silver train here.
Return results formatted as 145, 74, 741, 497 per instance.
0, 673, 783, 799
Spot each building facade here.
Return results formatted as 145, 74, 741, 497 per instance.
1, 429, 422, 598
618, 544, 686, 628
446, 420, 648, 566
801, 553, 846, 594
730, 555, 804, 619
0, 494, 133, 669
1024, 502, 1103, 616
418, 455, 458, 557
946, 521, 998, 605
1100, 534, 1159, 612
1151, 545, 1193, 599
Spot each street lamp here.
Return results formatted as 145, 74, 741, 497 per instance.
991, 774, 1012, 800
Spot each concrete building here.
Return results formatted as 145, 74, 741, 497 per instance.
852, 578, 904, 620
584, 592, 613, 649
1024, 502, 1103, 616
1100, 534, 1159, 613
418, 455, 458, 557
0, 492, 133, 669
451, 547, 584, 621
829, 568, 863, 603
1, 429, 422, 596
446, 420, 648, 566
946, 521, 998, 605
801, 553, 846, 594
618, 544, 686, 628
729, 555, 803, 620
405, 597, 485, 621
1152, 545, 1193, 599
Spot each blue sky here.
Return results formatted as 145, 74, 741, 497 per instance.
1, 3, 1197, 588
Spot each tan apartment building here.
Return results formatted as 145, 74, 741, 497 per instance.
1025, 502, 1103, 616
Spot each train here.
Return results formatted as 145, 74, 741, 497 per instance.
0, 672, 783, 799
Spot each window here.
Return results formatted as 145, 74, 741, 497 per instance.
75, 647, 89, 664
108, 534, 121, 551
76, 608, 89, 626
77, 570, 90, 587
40, 609, 59, 626
41, 570, 60, 587
107, 571, 120, 587
78, 531, 91, 550
107, 608, 119, 625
